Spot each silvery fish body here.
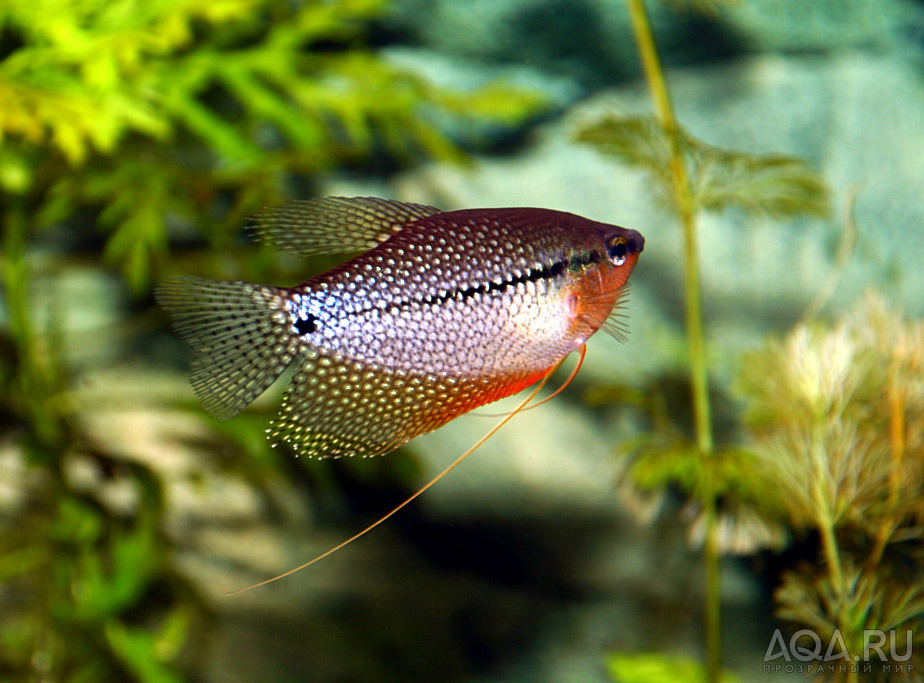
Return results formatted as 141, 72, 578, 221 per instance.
157, 197, 644, 458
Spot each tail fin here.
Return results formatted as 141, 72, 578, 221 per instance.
156, 277, 299, 420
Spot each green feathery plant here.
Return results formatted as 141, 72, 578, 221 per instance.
738, 297, 924, 682
0, 1, 543, 679
574, 1, 830, 681
0, 0, 544, 291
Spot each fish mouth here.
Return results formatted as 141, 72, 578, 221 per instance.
626, 230, 645, 254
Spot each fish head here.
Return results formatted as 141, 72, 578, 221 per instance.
600, 223, 645, 285
561, 220, 645, 342
570, 219, 644, 294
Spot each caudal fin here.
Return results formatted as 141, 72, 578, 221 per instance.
156, 277, 300, 420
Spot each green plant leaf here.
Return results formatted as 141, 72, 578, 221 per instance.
624, 435, 782, 511
607, 652, 742, 683
0, 147, 33, 193
436, 82, 548, 125
0, 544, 49, 582
49, 496, 104, 545
691, 146, 831, 218
105, 620, 184, 683
573, 111, 831, 219
98, 167, 173, 293
60, 509, 161, 622
574, 114, 673, 188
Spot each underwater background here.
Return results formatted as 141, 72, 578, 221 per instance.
2, 0, 923, 681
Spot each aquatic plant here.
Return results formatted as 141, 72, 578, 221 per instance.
737, 296, 924, 681
607, 652, 742, 683
0, 0, 544, 291
577, 11, 923, 675
0, 1, 543, 679
573, 0, 830, 680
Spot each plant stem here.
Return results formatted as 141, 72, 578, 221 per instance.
867, 360, 904, 574
818, 514, 846, 607
626, 1, 720, 680
2, 201, 61, 450
819, 515, 859, 683
823, 529, 858, 683
809, 419, 858, 683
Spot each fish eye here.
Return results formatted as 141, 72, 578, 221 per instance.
606, 236, 628, 266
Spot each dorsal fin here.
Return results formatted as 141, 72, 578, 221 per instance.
251, 196, 441, 255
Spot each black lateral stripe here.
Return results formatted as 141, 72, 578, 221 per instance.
349, 250, 601, 318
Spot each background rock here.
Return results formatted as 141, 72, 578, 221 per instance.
382, 0, 923, 92
331, 52, 924, 389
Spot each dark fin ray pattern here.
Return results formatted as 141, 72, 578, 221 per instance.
269, 351, 546, 458
157, 278, 300, 420
250, 196, 441, 256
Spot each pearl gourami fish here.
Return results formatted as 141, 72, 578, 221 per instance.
158, 197, 645, 460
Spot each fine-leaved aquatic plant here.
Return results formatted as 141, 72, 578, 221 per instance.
737, 296, 924, 682
0, 0, 545, 291
573, 1, 830, 680
0, 1, 544, 679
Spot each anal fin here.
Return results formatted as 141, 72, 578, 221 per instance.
270, 351, 543, 458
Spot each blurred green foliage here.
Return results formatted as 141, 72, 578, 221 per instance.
607, 651, 742, 683
0, 0, 544, 291
0, 1, 544, 680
